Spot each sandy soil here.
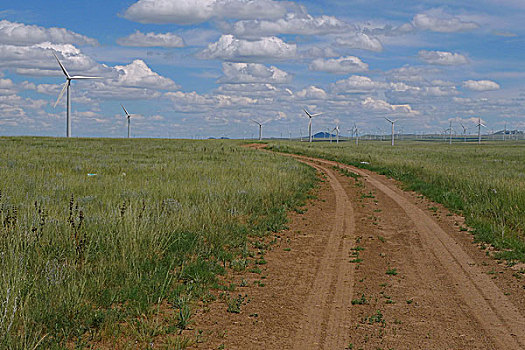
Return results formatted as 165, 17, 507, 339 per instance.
189, 151, 525, 350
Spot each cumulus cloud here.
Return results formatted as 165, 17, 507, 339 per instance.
309, 56, 368, 74
295, 86, 327, 100
109, 60, 180, 90
362, 97, 418, 115
230, 13, 348, 38
198, 34, 296, 61
123, 0, 289, 25
335, 32, 383, 52
0, 20, 97, 46
117, 30, 185, 47
418, 50, 469, 65
0, 42, 106, 76
331, 75, 387, 93
412, 10, 479, 33
217, 62, 291, 84
463, 80, 500, 91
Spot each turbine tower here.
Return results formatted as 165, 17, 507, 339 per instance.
384, 117, 397, 146
121, 104, 132, 138
52, 52, 102, 137
476, 117, 486, 144
303, 109, 323, 143
353, 123, 359, 146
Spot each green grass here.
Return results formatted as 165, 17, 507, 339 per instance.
266, 140, 525, 261
0, 137, 316, 348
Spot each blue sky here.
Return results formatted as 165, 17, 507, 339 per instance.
0, 0, 524, 138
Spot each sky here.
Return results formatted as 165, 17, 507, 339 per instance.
0, 0, 524, 138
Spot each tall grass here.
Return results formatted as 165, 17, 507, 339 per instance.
267, 140, 525, 261
0, 137, 315, 348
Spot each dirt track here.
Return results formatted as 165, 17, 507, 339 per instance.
192, 152, 525, 349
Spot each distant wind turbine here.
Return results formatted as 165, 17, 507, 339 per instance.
121, 104, 132, 138
460, 123, 468, 143
304, 109, 323, 143
476, 117, 486, 144
334, 125, 339, 143
52, 52, 102, 137
353, 123, 359, 146
251, 119, 266, 141
384, 117, 397, 146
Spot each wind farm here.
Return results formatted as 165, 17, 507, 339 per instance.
0, 1, 524, 349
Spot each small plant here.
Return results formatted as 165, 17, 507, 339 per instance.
177, 304, 192, 330
386, 268, 398, 276
351, 294, 367, 305
227, 294, 246, 314
367, 310, 385, 325
406, 299, 413, 304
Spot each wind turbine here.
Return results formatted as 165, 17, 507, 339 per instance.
476, 117, 486, 144
303, 109, 323, 143
251, 119, 265, 141
460, 123, 468, 143
384, 117, 397, 146
503, 121, 507, 141
121, 104, 132, 138
445, 120, 453, 145
353, 123, 359, 146
52, 52, 102, 137
332, 125, 340, 143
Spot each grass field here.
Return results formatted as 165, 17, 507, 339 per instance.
267, 140, 525, 262
0, 137, 316, 349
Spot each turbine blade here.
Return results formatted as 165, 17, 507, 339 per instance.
121, 104, 130, 117
310, 113, 322, 117
53, 52, 70, 78
384, 117, 393, 123
54, 82, 68, 108
70, 75, 103, 79
303, 109, 312, 118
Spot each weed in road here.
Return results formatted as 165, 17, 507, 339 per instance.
386, 268, 398, 276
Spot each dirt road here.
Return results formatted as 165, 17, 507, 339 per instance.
192, 153, 525, 349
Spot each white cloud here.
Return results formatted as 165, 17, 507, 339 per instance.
218, 62, 291, 84
362, 97, 418, 115
331, 75, 387, 93
463, 80, 500, 91
418, 50, 469, 66
335, 32, 383, 52
198, 34, 296, 61
295, 86, 327, 100
123, 0, 289, 25
412, 10, 479, 33
309, 56, 368, 74
112, 60, 179, 89
117, 30, 185, 48
0, 20, 97, 46
0, 42, 105, 76
230, 13, 348, 38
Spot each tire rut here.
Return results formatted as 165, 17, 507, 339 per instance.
292, 161, 356, 350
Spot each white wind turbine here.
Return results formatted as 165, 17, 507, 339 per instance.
121, 104, 132, 138
303, 109, 323, 143
331, 125, 340, 143
353, 123, 359, 146
52, 52, 102, 137
476, 117, 486, 144
384, 117, 397, 146
460, 123, 468, 143
251, 119, 266, 141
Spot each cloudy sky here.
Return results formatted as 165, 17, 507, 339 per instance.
0, 0, 524, 138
